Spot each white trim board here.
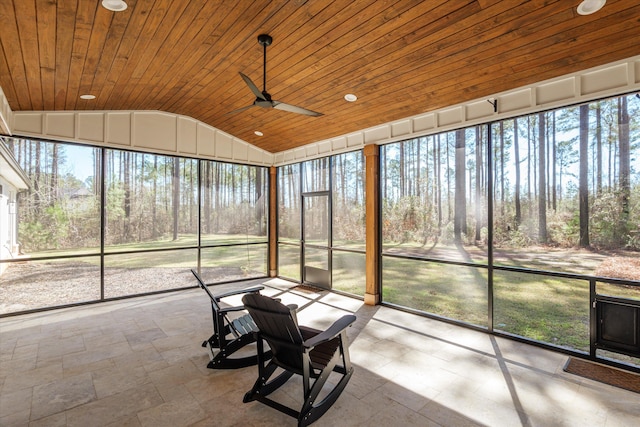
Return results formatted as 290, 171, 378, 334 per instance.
2, 55, 639, 167
274, 55, 640, 165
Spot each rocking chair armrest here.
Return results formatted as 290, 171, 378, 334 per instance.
213, 286, 264, 301
303, 314, 356, 349
218, 305, 248, 314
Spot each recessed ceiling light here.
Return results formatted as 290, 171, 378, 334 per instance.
254, 131, 264, 136
102, 0, 128, 12
80, 94, 96, 100
577, 0, 606, 15
344, 93, 357, 102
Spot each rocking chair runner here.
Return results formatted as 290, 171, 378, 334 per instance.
241, 293, 356, 427
191, 269, 269, 369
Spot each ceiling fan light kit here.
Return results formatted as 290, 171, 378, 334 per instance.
230, 34, 323, 117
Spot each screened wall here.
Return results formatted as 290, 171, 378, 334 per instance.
277, 151, 365, 295
0, 137, 268, 314
381, 93, 640, 365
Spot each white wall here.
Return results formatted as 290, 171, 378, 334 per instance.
0, 177, 18, 274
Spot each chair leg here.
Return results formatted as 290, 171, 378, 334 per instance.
299, 366, 353, 427
243, 361, 284, 402
298, 342, 354, 427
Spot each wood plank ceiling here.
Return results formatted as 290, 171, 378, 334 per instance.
1, 0, 639, 153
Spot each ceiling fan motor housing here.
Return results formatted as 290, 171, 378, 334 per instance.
258, 34, 272, 46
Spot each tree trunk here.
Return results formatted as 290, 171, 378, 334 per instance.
596, 102, 602, 194
538, 113, 547, 243
579, 105, 590, 247
123, 152, 131, 241
618, 96, 630, 237
514, 118, 521, 227
551, 112, 557, 211
51, 144, 58, 206
172, 158, 180, 241
454, 129, 467, 242
475, 126, 483, 241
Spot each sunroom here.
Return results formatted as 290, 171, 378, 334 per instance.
1, 1, 639, 425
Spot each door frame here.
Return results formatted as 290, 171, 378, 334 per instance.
301, 190, 332, 289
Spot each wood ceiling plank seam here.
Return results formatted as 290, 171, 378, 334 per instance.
54, 0, 78, 110
306, 0, 552, 101
88, 9, 139, 110
65, 0, 99, 109
508, 16, 640, 76
274, 0, 434, 91
147, 1, 278, 112
34, 0, 56, 70
201, 2, 372, 117
345, 8, 579, 101
3, 0, 639, 153
280, 0, 522, 107
215, 2, 350, 113
0, 42, 23, 112
161, 4, 312, 120
446, 39, 640, 114
251, 1, 483, 113
289, 1, 571, 114
476, 0, 504, 9
97, 0, 176, 109
466, 4, 639, 81
238, 32, 629, 154
122, 2, 231, 111
9, 1, 44, 110
0, 32, 32, 111
130, 0, 229, 108
189, 0, 344, 113
193, 0, 341, 117
169, 0, 304, 110
101, 0, 189, 109
97, 0, 159, 108
76, 5, 115, 111
35, 0, 57, 110
248, 3, 418, 101
258, 0, 372, 89
206, 0, 450, 134
327, 19, 640, 134
155, 2, 278, 115
509, 3, 624, 52
508, 3, 640, 72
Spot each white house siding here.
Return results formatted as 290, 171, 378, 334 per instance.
0, 143, 29, 275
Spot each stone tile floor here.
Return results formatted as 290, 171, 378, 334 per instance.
1, 278, 639, 426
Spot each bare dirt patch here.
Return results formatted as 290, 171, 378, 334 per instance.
0, 261, 254, 315
595, 256, 640, 281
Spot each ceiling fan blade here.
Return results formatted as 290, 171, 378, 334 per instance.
227, 104, 256, 115
239, 72, 266, 101
273, 101, 323, 117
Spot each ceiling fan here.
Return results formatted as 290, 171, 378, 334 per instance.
230, 34, 323, 117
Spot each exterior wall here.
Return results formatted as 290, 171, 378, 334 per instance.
0, 177, 19, 274
0, 86, 12, 136
0, 143, 30, 275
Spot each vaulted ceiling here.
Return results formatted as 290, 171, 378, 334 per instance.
1, 0, 639, 153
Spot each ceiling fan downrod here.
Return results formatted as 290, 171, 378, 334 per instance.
258, 34, 272, 92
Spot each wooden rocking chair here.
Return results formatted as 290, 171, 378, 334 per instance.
241, 293, 356, 426
191, 269, 269, 369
